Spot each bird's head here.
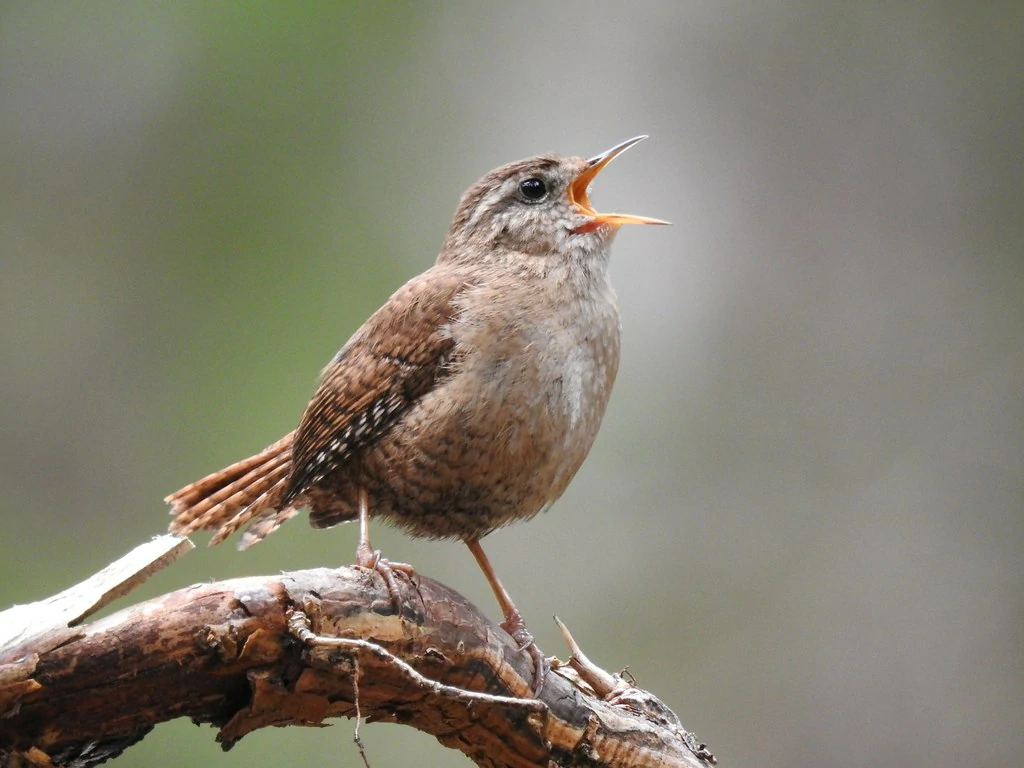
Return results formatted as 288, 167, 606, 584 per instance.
441, 136, 668, 266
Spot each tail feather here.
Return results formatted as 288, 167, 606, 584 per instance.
166, 432, 295, 546
207, 464, 291, 546
238, 504, 303, 549
171, 447, 291, 529
166, 442, 283, 508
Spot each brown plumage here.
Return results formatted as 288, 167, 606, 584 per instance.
166, 136, 667, 693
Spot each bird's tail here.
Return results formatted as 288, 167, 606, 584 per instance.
166, 432, 298, 549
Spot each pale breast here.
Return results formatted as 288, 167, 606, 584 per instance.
540, 283, 621, 495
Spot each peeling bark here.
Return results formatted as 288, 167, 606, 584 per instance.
0, 539, 715, 768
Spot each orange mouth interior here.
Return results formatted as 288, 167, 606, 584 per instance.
569, 136, 670, 230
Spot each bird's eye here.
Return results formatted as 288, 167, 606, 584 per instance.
518, 177, 548, 202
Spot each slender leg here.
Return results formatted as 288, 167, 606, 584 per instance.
354, 488, 414, 612
466, 538, 548, 695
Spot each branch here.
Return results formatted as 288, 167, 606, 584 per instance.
0, 538, 715, 768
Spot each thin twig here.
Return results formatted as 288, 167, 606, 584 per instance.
286, 610, 547, 713
352, 655, 371, 768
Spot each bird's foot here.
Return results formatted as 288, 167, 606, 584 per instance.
501, 610, 549, 696
355, 544, 415, 614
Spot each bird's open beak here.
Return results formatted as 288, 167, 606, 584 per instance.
569, 135, 671, 232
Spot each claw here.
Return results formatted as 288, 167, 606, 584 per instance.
355, 489, 415, 614
505, 624, 549, 695
499, 604, 549, 695
356, 544, 414, 614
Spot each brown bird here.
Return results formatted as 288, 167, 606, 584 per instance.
167, 136, 667, 693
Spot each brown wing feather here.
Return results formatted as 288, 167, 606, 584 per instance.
282, 267, 467, 505
167, 266, 467, 548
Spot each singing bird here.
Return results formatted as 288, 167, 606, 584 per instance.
167, 136, 667, 692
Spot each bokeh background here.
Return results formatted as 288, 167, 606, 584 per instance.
2, 2, 1021, 766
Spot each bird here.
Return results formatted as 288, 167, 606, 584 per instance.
166, 135, 668, 694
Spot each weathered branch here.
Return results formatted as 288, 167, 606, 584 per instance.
0, 538, 715, 767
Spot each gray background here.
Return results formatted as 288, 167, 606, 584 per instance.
2, 2, 1021, 766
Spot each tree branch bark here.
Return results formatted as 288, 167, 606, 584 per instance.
0, 538, 715, 767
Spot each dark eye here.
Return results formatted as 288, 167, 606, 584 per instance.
518, 177, 548, 202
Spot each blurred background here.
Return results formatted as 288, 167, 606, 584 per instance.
1, 2, 1021, 766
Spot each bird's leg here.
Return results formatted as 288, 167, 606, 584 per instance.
355, 488, 415, 612
466, 538, 548, 695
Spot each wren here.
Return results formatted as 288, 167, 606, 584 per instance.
167, 136, 668, 693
